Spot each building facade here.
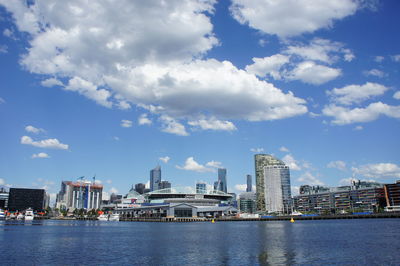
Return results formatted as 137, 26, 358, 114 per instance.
196, 182, 207, 194
56, 180, 103, 211
8, 188, 46, 211
384, 180, 400, 207
246, 174, 252, 192
134, 183, 146, 194
264, 164, 291, 214
0, 188, 8, 209
239, 191, 256, 213
217, 168, 227, 193
159, 181, 171, 191
150, 166, 161, 192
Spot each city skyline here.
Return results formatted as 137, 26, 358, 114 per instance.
1, 1, 400, 203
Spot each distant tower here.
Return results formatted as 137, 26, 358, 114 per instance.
196, 181, 207, 194
218, 168, 227, 193
246, 174, 252, 192
255, 154, 290, 212
150, 166, 161, 192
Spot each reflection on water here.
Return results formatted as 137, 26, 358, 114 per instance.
0, 219, 399, 265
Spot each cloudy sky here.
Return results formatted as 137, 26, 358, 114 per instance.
0, 0, 399, 200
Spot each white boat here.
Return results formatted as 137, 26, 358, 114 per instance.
0, 209, 5, 220
97, 214, 109, 221
291, 210, 303, 216
25, 208, 34, 221
109, 213, 120, 221
16, 213, 24, 220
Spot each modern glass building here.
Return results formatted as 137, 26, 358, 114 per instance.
8, 188, 46, 211
150, 166, 161, 192
217, 168, 227, 193
196, 182, 207, 194
255, 154, 288, 211
264, 165, 291, 214
246, 174, 252, 192
239, 191, 256, 213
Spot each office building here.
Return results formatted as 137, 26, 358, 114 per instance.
239, 191, 256, 213
56, 180, 103, 211
228, 192, 237, 208
255, 154, 289, 212
134, 183, 146, 194
8, 188, 46, 211
196, 182, 207, 194
217, 168, 227, 193
246, 174, 252, 192
384, 180, 400, 207
0, 187, 8, 209
150, 166, 161, 192
264, 163, 291, 214
159, 181, 171, 191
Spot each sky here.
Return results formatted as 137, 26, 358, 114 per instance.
0, 0, 399, 202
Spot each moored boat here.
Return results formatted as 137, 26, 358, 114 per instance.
16, 213, 24, 220
109, 213, 119, 221
25, 208, 34, 221
97, 214, 109, 221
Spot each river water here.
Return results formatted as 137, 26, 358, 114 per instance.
1, 219, 399, 265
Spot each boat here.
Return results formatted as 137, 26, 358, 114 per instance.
291, 210, 303, 216
109, 213, 120, 221
0, 209, 5, 220
16, 213, 24, 220
97, 214, 109, 221
24, 208, 34, 221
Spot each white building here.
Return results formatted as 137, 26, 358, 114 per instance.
56, 180, 103, 211
264, 164, 291, 214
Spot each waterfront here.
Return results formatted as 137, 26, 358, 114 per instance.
1, 219, 399, 265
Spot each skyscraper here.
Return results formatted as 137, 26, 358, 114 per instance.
255, 154, 289, 212
264, 164, 291, 214
246, 174, 252, 192
218, 168, 227, 193
196, 181, 207, 194
150, 165, 161, 192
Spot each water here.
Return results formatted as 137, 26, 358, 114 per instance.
1, 219, 399, 265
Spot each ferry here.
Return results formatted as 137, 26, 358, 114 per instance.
24, 208, 34, 221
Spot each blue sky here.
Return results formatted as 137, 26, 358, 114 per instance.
0, 0, 399, 201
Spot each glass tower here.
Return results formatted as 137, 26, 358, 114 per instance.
196, 182, 207, 194
150, 166, 161, 192
218, 168, 227, 193
264, 165, 291, 214
255, 154, 289, 211
246, 174, 252, 192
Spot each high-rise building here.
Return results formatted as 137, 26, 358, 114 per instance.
8, 188, 46, 211
159, 181, 171, 190
264, 164, 291, 214
255, 154, 290, 212
196, 181, 207, 194
150, 166, 161, 192
217, 168, 227, 193
134, 183, 146, 194
213, 181, 220, 191
56, 180, 103, 210
246, 174, 252, 192
239, 191, 256, 213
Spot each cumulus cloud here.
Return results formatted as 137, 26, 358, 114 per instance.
234, 184, 247, 192
250, 148, 264, 153
352, 163, 400, 178
279, 146, 289, 152
230, 0, 358, 37
32, 152, 50, 159
25, 125, 45, 134
327, 160, 347, 171
286, 61, 341, 85
159, 156, 170, 163
188, 117, 237, 131
393, 91, 400, 100
245, 54, 289, 79
120, 119, 132, 128
138, 114, 152, 126
374, 56, 384, 62
392, 55, 400, 62
354, 125, 363, 131
322, 102, 400, 125
0, 0, 308, 134
176, 157, 215, 172
41, 78, 63, 87
21, 136, 69, 150
363, 69, 386, 78
327, 82, 389, 105
282, 154, 301, 171
206, 161, 223, 168
297, 172, 324, 186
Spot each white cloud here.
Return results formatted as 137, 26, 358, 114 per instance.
117, 101, 131, 110
354, 125, 363, 131
206, 161, 223, 168
279, 146, 289, 152
21, 136, 69, 150
327, 160, 347, 171
393, 91, 400, 100
3, 28, 15, 38
363, 69, 385, 78
297, 172, 324, 186
230, 0, 358, 37
113, 136, 120, 141
234, 184, 247, 192
0, 45, 8, 54
32, 152, 50, 159
282, 154, 301, 171
138, 114, 152, 126
41, 78, 63, 87
106, 179, 112, 184
392, 55, 400, 62
0, 178, 5, 186
245, 54, 289, 79
352, 163, 400, 179
120, 119, 132, 128
109, 187, 119, 194
0, 1, 308, 130
25, 125, 45, 134
374, 56, 384, 62
159, 115, 189, 136
286, 61, 341, 85
250, 148, 264, 153
332, 83, 376, 103
322, 102, 400, 125
159, 156, 170, 164
188, 117, 237, 131
176, 157, 215, 172
339, 177, 357, 186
